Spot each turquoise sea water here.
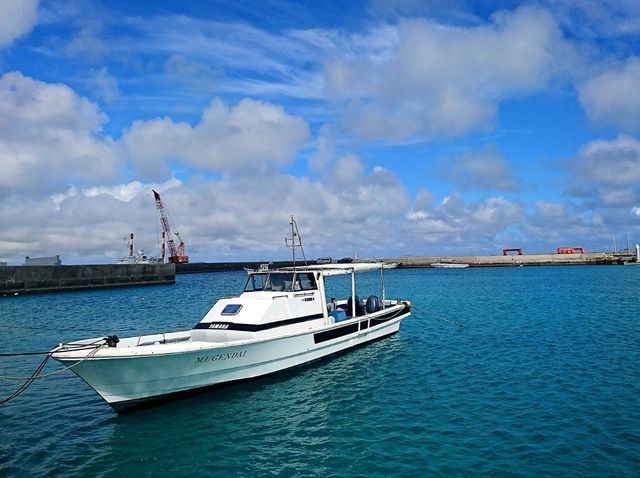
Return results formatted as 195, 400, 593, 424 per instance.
1, 266, 639, 477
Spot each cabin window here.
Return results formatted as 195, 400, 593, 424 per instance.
244, 273, 268, 292
245, 272, 312, 292
222, 304, 242, 315
267, 273, 294, 291
295, 273, 317, 290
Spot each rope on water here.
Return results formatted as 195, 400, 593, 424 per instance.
414, 306, 464, 328
0, 340, 106, 358
0, 353, 51, 405
0, 341, 106, 404
0, 344, 105, 381
0, 350, 54, 357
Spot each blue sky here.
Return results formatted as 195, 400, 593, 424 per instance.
1, 0, 640, 264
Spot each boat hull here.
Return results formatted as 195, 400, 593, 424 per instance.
54, 306, 410, 412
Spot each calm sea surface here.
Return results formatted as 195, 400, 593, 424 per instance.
1, 266, 639, 477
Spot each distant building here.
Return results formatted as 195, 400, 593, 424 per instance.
0, 261, 7, 267
24, 255, 62, 266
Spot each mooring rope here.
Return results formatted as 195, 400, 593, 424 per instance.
0, 350, 55, 357
414, 306, 465, 328
0, 341, 106, 404
0, 353, 51, 405
0, 340, 105, 358
0, 344, 105, 381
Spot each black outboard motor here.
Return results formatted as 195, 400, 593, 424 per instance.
366, 295, 381, 313
347, 296, 366, 317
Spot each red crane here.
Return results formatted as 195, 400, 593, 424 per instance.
153, 190, 189, 263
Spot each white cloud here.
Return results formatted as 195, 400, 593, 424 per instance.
525, 199, 608, 247
165, 54, 216, 78
532, 200, 566, 222
601, 189, 635, 207
123, 98, 311, 178
86, 67, 120, 102
164, 54, 220, 91
1, 177, 185, 263
0, 72, 119, 193
440, 146, 520, 191
548, 0, 640, 38
77, 177, 182, 202
133, 15, 333, 101
331, 155, 366, 187
404, 193, 523, 253
572, 135, 640, 186
0, 185, 162, 263
470, 197, 521, 225
308, 124, 336, 174
578, 57, 640, 131
413, 188, 436, 211
3, 3, 639, 263
65, 22, 110, 60
0, 165, 411, 263
324, 5, 575, 141
0, 0, 38, 47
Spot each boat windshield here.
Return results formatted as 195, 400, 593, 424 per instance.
244, 273, 268, 292
244, 272, 317, 292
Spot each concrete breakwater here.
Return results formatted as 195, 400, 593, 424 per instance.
390, 252, 635, 268
1, 263, 175, 296
6, 252, 628, 296
176, 261, 306, 274
174, 252, 636, 275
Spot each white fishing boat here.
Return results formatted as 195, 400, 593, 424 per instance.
52, 219, 411, 412
430, 262, 469, 269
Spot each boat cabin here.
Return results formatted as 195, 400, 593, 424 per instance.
191, 264, 392, 342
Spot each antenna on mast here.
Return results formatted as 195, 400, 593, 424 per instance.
285, 216, 307, 272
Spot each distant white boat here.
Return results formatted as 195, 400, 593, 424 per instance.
116, 250, 161, 264
116, 233, 162, 264
430, 262, 469, 269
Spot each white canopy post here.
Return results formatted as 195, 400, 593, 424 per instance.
351, 268, 356, 317
380, 263, 386, 309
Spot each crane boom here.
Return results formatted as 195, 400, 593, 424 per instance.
153, 190, 189, 263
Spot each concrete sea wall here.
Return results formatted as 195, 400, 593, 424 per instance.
390, 252, 634, 268
176, 261, 307, 273
3, 252, 630, 296
0, 263, 175, 296
174, 253, 635, 275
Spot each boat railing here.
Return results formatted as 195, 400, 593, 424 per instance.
135, 331, 190, 346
